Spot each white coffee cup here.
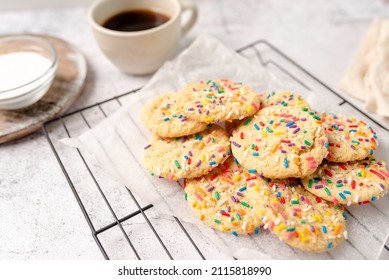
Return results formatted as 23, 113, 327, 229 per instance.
88, 0, 198, 75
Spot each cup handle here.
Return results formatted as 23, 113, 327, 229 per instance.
179, 0, 198, 36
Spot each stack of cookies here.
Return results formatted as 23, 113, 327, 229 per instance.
141, 80, 258, 180
141, 79, 389, 253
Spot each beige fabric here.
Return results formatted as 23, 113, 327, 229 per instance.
340, 18, 389, 117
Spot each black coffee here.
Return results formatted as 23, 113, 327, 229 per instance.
103, 9, 170, 32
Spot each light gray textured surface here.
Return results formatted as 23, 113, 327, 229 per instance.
0, 0, 388, 259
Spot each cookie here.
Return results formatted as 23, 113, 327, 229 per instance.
247, 178, 347, 252
182, 79, 260, 123
143, 126, 230, 180
302, 158, 389, 205
185, 157, 265, 235
141, 92, 208, 137
322, 113, 377, 162
231, 106, 328, 179
262, 91, 310, 108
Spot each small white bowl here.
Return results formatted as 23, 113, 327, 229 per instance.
0, 35, 58, 110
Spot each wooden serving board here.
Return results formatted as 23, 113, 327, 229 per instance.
0, 34, 87, 144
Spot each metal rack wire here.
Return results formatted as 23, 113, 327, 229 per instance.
43, 39, 389, 260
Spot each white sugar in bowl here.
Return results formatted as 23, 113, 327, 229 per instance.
0, 35, 58, 110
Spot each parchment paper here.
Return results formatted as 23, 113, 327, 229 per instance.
61, 35, 389, 259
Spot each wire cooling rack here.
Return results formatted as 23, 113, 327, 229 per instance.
43, 39, 389, 260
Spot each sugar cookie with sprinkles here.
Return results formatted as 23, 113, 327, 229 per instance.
302, 158, 389, 205
247, 178, 347, 252
262, 91, 311, 108
141, 92, 208, 137
143, 126, 230, 180
322, 113, 377, 162
183, 79, 260, 124
184, 157, 265, 235
231, 106, 328, 178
